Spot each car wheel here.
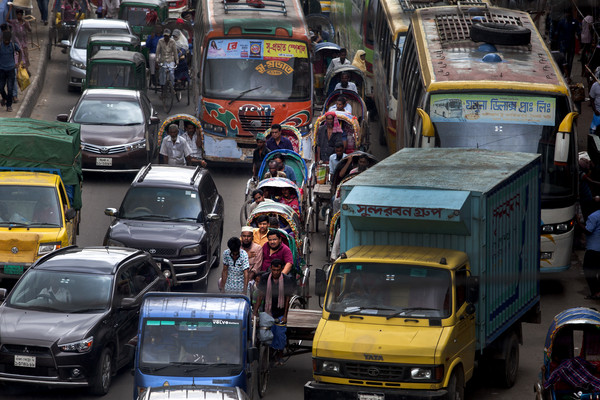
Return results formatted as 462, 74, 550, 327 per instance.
89, 347, 112, 396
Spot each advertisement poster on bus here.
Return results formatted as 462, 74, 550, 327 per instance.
430, 94, 556, 126
207, 39, 308, 60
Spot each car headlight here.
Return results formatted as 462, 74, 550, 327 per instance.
180, 244, 201, 256
125, 139, 146, 152
38, 242, 61, 256
411, 367, 432, 380
70, 59, 85, 69
106, 238, 125, 247
59, 336, 93, 353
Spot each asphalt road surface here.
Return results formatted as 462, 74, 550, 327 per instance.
1, 47, 596, 400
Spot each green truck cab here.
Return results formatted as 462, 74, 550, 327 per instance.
0, 119, 82, 279
307, 148, 541, 400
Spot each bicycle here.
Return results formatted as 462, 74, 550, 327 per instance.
158, 62, 177, 113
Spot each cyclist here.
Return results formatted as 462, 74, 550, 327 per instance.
155, 28, 178, 89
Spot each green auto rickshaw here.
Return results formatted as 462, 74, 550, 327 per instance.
118, 0, 168, 39
83, 50, 148, 91
86, 33, 141, 63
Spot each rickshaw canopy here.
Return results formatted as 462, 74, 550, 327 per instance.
264, 125, 303, 154
324, 65, 366, 97
119, 0, 169, 38
257, 177, 302, 206
258, 149, 308, 188
544, 307, 600, 363
313, 112, 361, 150
157, 114, 204, 148
247, 201, 302, 251
306, 14, 334, 42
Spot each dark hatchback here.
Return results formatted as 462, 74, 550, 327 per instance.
103, 165, 224, 290
0, 246, 170, 395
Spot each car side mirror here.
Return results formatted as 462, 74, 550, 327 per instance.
207, 213, 221, 222
65, 208, 76, 221
104, 208, 118, 217
247, 347, 259, 363
466, 275, 479, 305
150, 116, 160, 125
315, 268, 328, 297
60, 39, 71, 48
0, 288, 6, 301
57, 114, 69, 122
120, 297, 136, 309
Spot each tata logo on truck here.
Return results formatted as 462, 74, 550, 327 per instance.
363, 353, 384, 361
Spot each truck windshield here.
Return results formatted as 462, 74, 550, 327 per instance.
8, 270, 112, 313
325, 263, 451, 319
119, 187, 202, 222
0, 185, 62, 227
139, 318, 243, 375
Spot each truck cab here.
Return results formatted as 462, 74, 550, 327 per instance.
0, 170, 78, 279
134, 293, 258, 399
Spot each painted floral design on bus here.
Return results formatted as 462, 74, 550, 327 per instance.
281, 110, 311, 132
202, 100, 239, 137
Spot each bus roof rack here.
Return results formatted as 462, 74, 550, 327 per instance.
223, 0, 287, 16
434, 9, 524, 43
398, 0, 488, 12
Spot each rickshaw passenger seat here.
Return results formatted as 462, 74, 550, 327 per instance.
582, 330, 600, 363
552, 330, 574, 364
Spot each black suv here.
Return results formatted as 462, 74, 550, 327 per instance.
0, 246, 169, 395
103, 165, 224, 290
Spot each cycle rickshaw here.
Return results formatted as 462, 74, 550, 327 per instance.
47, 0, 90, 60
535, 307, 600, 400
157, 113, 204, 163
312, 41, 340, 107
118, 0, 169, 40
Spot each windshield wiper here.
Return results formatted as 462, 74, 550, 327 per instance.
228, 86, 262, 104
30, 222, 60, 227
3, 221, 30, 229
164, 217, 197, 222
386, 307, 439, 320
342, 306, 395, 317
125, 214, 169, 220
69, 307, 107, 313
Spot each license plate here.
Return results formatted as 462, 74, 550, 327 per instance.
96, 157, 112, 166
14, 355, 36, 368
4, 265, 23, 275
358, 394, 384, 400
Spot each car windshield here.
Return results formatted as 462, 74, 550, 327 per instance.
325, 263, 452, 319
8, 270, 112, 313
139, 318, 243, 376
75, 28, 130, 49
88, 63, 137, 89
0, 185, 62, 227
203, 39, 311, 101
120, 187, 202, 221
73, 98, 144, 125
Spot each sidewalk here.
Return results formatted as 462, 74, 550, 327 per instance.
10, 5, 50, 118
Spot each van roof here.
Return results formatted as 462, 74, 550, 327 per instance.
141, 294, 250, 320
0, 171, 60, 186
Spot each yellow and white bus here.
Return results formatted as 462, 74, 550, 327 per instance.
397, 5, 578, 272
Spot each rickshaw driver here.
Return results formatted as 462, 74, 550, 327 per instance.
155, 29, 178, 88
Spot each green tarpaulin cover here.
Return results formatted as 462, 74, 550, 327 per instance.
0, 118, 83, 210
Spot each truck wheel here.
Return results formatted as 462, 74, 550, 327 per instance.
496, 332, 519, 388
446, 369, 464, 400
470, 22, 531, 46
89, 347, 112, 396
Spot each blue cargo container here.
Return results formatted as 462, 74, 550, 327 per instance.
133, 293, 257, 400
306, 148, 541, 400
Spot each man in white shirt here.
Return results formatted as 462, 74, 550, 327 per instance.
327, 48, 352, 74
334, 72, 358, 93
328, 141, 347, 181
160, 124, 192, 166
328, 96, 352, 114
180, 122, 207, 167
102, 0, 120, 18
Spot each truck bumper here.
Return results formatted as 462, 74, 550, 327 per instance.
304, 381, 448, 400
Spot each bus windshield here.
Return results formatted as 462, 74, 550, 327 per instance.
427, 93, 575, 198
139, 318, 243, 376
325, 263, 452, 319
203, 39, 311, 101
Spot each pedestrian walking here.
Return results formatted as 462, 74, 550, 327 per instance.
220, 237, 250, 294
37, 0, 49, 24
0, 30, 22, 112
8, 9, 31, 69
584, 209, 600, 299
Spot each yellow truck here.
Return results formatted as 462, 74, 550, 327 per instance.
306, 149, 541, 400
0, 118, 82, 280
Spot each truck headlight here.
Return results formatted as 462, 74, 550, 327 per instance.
38, 242, 61, 255
321, 360, 340, 374
59, 336, 93, 353
105, 238, 125, 247
411, 367, 432, 379
180, 244, 201, 256
541, 219, 574, 234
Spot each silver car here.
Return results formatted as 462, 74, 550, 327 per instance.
63, 19, 132, 91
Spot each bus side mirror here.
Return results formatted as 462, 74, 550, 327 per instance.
466, 275, 479, 305
554, 112, 578, 164
417, 108, 435, 148
315, 268, 328, 297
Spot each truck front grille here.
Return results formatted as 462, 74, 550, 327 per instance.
239, 115, 273, 134
344, 362, 405, 381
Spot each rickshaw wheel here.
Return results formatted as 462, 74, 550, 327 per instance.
257, 344, 270, 397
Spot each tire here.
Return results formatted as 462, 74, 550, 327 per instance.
47, 42, 52, 60
161, 82, 174, 113
495, 332, 519, 388
257, 344, 270, 398
89, 347, 112, 396
445, 369, 464, 400
470, 22, 531, 46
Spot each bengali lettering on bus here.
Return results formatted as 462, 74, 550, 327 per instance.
207, 39, 307, 60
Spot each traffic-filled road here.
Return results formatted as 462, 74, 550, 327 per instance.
1, 45, 596, 400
